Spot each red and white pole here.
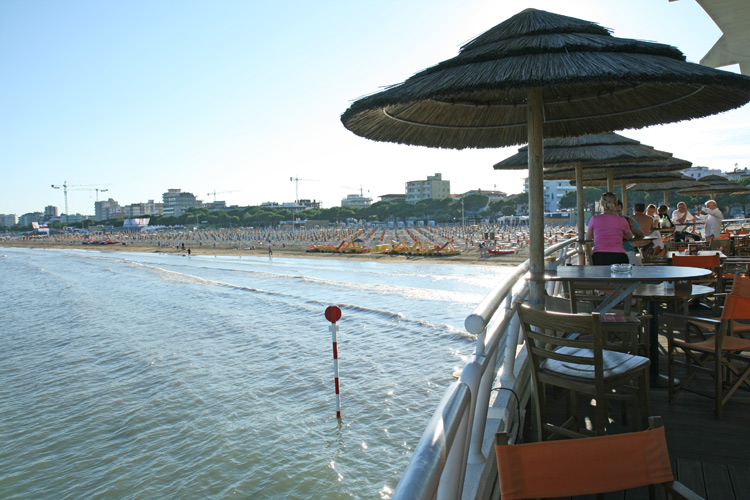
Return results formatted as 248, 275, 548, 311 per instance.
324, 305, 343, 419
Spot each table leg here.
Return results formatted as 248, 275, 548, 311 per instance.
647, 299, 673, 388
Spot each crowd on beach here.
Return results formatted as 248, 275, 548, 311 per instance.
1, 222, 579, 263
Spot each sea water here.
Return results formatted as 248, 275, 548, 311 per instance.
0, 248, 514, 499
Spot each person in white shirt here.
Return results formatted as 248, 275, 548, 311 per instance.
695, 199, 723, 238
671, 201, 696, 241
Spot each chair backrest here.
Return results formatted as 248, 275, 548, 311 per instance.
495, 424, 674, 499
518, 305, 604, 376
671, 254, 721, 270
730, 275, 750, 297
711, 238, 731, 250
722, 292, 750, 321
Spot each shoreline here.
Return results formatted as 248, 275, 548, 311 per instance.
0, 240, 530, 266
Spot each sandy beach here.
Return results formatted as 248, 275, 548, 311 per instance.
0, 238, 530, 266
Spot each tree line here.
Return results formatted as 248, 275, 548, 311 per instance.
3, 192, 530, 232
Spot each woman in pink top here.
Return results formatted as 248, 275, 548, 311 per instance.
586, 192, 634, 265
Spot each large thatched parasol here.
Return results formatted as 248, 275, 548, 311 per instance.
341, 8, 750, 307
493, 133, 686, 238
677, 174, 750, 198
627, 174, 710, 206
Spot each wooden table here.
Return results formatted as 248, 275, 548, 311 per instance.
540, 265, 713, 385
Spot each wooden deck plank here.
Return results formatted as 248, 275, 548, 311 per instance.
537, 348, 750, 500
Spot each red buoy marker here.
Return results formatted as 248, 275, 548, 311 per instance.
325, 305, 343, 419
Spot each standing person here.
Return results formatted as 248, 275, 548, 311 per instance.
695, 199, 723, 238
672, 201, 697, 242
617, 200, 644, 264
586, 192, 633, 265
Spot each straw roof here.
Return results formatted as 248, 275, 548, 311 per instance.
493, 133, 680, 171
677, 174, 750, 195
568, 171, 686, 187
341, 9, 750, 149
542, 156, 691, 179
627, 175, 709, 192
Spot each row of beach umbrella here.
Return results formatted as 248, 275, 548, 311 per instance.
341, 8, 750, 307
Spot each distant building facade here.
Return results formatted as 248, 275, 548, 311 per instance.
162, 189, 202, 217
726, 166, 750, 181
0, 214, 17, 226
524, 178, 575, 212
682, 166, 726, 180
405, 173, 451, 203
457, 189, 507, 203
44, 205, 58, 218
122, 200, 163, 217
19, 212, 44, 226
341, 193, 373, 208
95, 198, 120, 221
379, 194, 406, 203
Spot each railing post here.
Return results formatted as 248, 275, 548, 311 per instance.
436, 369, 476, 500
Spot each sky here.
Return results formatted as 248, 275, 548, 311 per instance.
2, 0, 749, 216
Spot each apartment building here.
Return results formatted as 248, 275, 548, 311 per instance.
523, 178, 575, 212
405, 173, 451, 203
162, 189, 202, 217
0, 214, 17, 226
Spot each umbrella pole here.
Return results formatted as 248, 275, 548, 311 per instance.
527, 88, 545, 310
620, 181, 628, 211
575, 163, 586, 262
664, 189, 668, 206
607, 169, 614, 192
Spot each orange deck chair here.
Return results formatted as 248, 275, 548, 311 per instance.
495, 417, 703, 500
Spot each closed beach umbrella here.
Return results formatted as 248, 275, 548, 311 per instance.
341, 8, 750, 307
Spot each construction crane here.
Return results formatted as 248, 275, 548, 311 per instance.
207, 189, 239, 202
290, 176, 319, 204
51, 182, 110, 214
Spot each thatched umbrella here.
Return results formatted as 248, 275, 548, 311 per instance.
677, 174, 750, 199
341, 8, 750, 306
568, 171, 688, 211
493, 133, 686, 238
627, 174, 710, 206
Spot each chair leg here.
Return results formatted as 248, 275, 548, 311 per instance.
716, 354, 723, 419
641, 370, 652, 430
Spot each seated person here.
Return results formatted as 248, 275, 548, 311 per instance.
632, 203, 657, 254
671, 201, 699, 242
586, 192, 633, 265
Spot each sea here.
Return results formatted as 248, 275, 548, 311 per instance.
0, 247, 515, 500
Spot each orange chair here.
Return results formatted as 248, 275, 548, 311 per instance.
665, 282, 750, 418
671, 253, 724, 293
495, 417, 703, 500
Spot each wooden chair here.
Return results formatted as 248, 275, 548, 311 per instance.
671, 253, 724, 293
495, 417, 704, 500
518, 305, 651, 440
545, 293, 649, 356
664, 281, 750, 418
710, 237, 732, 254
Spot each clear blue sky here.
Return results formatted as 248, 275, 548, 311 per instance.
1, 0, 748, 216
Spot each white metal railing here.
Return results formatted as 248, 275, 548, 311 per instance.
391, 237, 580, 500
